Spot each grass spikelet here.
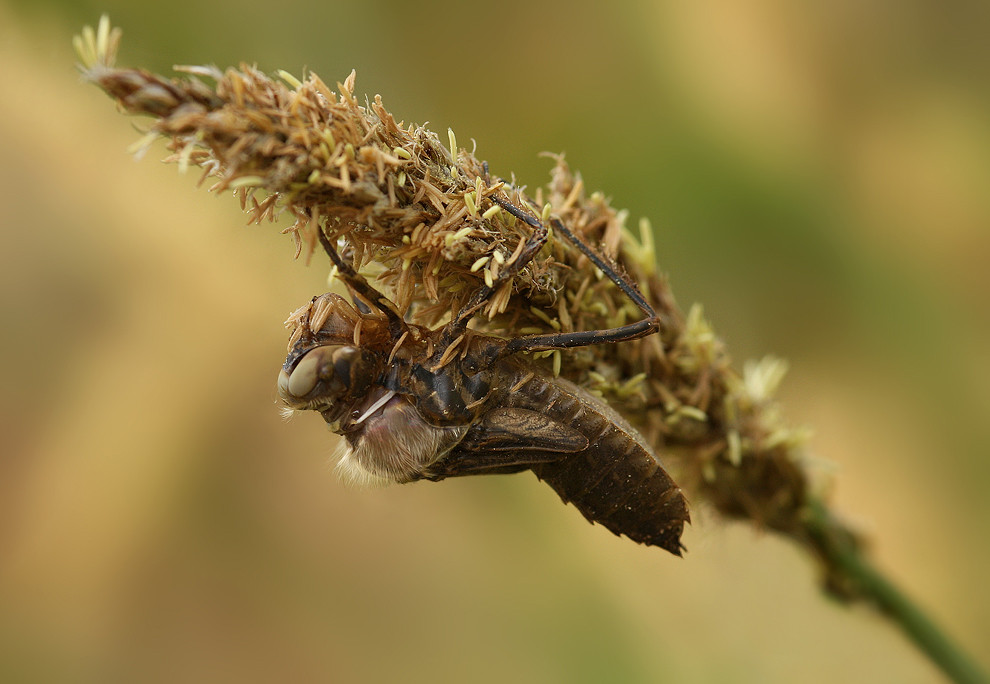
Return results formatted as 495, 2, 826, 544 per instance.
76, 24, 990, 681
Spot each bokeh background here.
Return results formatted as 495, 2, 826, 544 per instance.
2, 1, 988, 682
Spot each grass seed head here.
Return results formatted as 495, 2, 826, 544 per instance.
79, 17, 841, 584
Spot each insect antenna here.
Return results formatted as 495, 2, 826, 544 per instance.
316, 223, 406, 340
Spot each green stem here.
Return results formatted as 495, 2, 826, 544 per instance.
806, 499, 987, 684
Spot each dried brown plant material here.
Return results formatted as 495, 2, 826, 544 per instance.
76, 17, 990, 681
76, 17, 845, 590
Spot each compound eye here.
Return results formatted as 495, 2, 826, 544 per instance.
332, 346, 376, 396
331, 346, 361, 378
285, 349, 325, 397
277, 344, 371, 408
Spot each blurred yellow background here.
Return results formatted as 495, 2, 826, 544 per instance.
1, 1, 988, 682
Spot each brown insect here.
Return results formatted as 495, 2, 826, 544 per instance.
277, 195, 690, 555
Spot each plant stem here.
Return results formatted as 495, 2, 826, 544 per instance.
806, 499, 987, 684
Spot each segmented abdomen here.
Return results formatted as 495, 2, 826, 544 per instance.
510, 371, 690, 556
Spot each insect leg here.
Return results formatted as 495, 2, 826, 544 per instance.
491, 199, 660, 353
316, 224, 406, 340
443, 195, 549, 334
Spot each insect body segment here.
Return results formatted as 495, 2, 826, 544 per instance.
279, 193, 689, 555
428, 361, 688, 554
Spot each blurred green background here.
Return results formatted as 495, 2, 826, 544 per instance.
1, 1, 988, 682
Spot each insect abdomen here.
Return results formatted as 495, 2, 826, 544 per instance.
513, 372, 690, 556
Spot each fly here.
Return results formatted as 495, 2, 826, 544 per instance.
278, 194, 690, 555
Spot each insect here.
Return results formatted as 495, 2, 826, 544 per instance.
278, 193, 690, 555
